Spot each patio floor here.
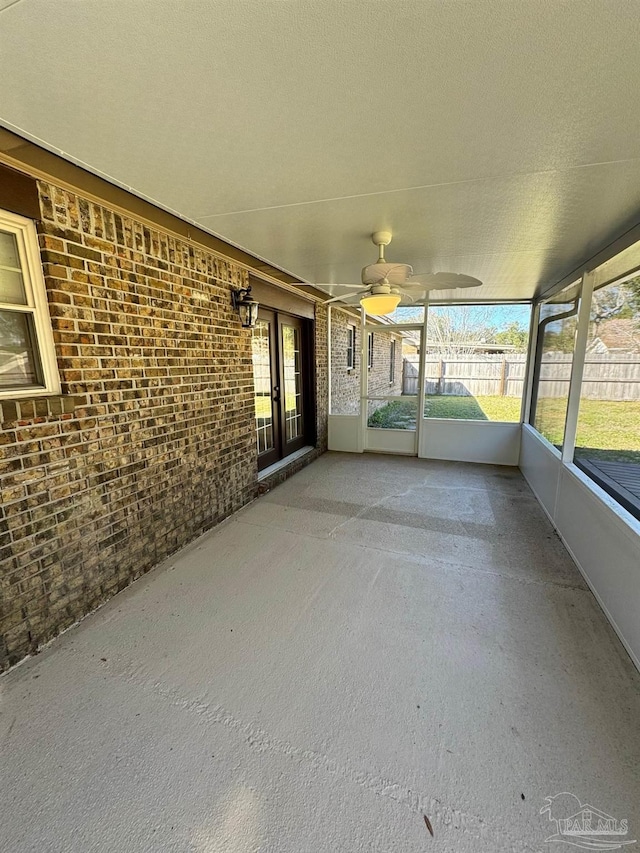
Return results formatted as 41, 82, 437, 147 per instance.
2, 452, 639, 852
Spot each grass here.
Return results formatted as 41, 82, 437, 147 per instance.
258, 386, 640, 464
367, 395, 522, 429
535, 397, 640, 464
423, 395, 521, 421
368, 400, 417, 429
366, 394, 640, 464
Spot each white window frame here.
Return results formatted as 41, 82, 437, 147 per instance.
346, 324, 356, 370
0, 210, 60, 398
389, 339, 396, 384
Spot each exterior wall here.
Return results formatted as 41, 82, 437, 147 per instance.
330, 309, 360, 415
330, 308, 403, 414
369, 328, 403, 399
0, 179, 326, 671
314, 302, 329, 449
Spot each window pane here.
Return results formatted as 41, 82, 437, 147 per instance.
573, 274, 640, 519
0, 268, 27, 305
0, 310, 42, 387
0, 230, 27, 305
423, 304, 530, 421
282, 324, 302, 442
251, 319, 275, 455
0, 231, 20, 267
531, 283, 581, 447
366, 326, 408, 427
388, 305, 425, 324
368, 398, 417, 430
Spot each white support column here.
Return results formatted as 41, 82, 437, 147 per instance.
415, 296, 429, 455
327, 304, 332, 416
562, 271, 594, 463
360, 308, 368, 444
521, 302, 540, 425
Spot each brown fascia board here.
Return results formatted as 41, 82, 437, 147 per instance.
0, 127, 325, 301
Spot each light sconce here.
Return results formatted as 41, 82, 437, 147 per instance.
231, 286, 259, 328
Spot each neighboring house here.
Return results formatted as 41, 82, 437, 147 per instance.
588, 318, 640, 353
401, 336, 419, 358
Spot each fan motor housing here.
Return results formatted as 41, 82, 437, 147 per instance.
361, 262, 413, 286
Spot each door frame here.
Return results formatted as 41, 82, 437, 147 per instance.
253, 307, 315, 471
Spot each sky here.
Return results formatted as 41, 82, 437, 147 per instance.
390, 304, 531, 329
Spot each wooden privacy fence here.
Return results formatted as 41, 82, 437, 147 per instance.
402, 353, 640, 400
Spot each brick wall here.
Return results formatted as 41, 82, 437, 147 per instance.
315, 302, 329, 449
330, 308, 404, 415
1, 181, 310, 670
369, 327, 404, 399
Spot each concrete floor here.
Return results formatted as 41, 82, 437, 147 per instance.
2, 452, 639, 852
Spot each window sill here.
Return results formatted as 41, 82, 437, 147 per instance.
0, 393, 86, 426
0, 386, 61, 400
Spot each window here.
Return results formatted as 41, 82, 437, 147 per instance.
530, 282, 581, 448
573, 273, 640, 520
0, 211, 59, 397
346, 325, 356, 370
422, 304, 531, 421
367, 332, 373, 369
389, 340, 396, 383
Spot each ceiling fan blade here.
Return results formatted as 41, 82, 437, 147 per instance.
408, 272, 483, 289
399, 282, 435, 290
397, 291, 425, 305
313, 283, 367, 291
322, 291, 367, 305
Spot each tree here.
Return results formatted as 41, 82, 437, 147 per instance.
492, 322, 529, 351
591, 276, 640, 331
425, 306, 495, 356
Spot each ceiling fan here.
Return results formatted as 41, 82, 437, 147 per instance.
316, 231, 482, 315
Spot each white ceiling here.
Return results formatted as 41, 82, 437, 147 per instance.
2, 0, 640, 302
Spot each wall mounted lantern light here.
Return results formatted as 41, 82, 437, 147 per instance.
231, 286, 259, 328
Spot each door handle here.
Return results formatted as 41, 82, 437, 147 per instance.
272, 385, 280, 402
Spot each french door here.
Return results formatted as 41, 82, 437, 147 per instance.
252, 309, 311, 470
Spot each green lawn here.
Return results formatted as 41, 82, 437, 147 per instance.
368, 400, 418, 429
423, 395, 521, 421
536, 397, 640, 464
368, 395, 522, 429
366, 394, 640, 464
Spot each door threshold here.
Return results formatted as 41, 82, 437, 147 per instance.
258, 446, 315, 481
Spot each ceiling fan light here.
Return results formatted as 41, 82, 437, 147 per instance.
360, 293, 401, 315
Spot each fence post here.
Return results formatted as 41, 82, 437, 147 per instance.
437, 359, 443, 394
499, 355, 507, 396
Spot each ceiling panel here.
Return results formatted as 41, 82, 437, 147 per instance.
1, 0, 640, 301
199, 160, 640, 300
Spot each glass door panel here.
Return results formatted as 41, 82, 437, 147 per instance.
282, 324, 303, 442
252, 310, 310, 470
251, 311, 279, 469
279, 317, 307, 454
365, 324, 421, 432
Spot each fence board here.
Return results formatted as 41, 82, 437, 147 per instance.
402, 353, 640, 400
